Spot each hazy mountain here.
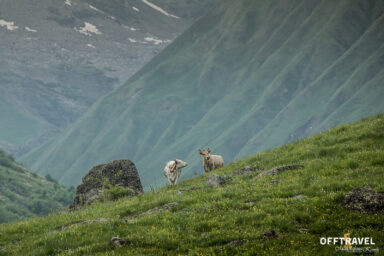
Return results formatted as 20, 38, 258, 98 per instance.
0, 149, 74, 223
0, 0, 218, 156
21, 0, 384, 187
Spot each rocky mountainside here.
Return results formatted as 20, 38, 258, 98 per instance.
0, 0, 218, 156
21, 0, 384, 187
0, 149, 74, 223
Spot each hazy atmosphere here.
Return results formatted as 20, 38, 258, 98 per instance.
1, 0, 383, 255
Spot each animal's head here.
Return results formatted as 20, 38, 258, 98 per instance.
199, 148, 211, 160
174, 159, 188, 168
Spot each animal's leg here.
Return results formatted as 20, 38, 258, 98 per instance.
174, 174, 179, 185
170, 175, 176, 185
176, 170, 182, 184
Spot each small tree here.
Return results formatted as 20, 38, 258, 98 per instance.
45, 174, 58, 184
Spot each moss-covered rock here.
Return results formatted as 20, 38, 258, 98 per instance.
70, 159, 143, 209
342, 186, 384, 214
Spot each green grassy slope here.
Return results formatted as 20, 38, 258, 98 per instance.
2, 115, 384, 255
21, 0, 384, 188
0, 150, 75, 223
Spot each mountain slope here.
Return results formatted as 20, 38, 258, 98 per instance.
21, 0, 384, 187
0, 0, 218, 156
0, 149, 75, 223
2, 115, 384, 255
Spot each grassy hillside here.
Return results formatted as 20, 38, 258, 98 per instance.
21, 0, 384, 188
3, 115, 384, 255
0, 150, 75, 223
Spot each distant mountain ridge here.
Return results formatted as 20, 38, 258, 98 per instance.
21, 0, 384, 187
0, 0, 218, 156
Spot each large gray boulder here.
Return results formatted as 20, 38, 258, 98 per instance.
70, 159, 143, 209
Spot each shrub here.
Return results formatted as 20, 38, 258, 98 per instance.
45, 174, 58, 184
102, 184, 136, 201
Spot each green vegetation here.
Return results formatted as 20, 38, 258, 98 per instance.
102, 184, 134, 202
2, 115, 383, 255
0, 150, 75, 223
21, 0, 384, 188
99, 176, 138, 202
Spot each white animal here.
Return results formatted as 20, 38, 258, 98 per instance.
163, 159, 188, 185
199, 148, 224, 173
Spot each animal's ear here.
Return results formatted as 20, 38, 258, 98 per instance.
174, 159, 178, 164
207, 148, 211, 153
199, 149, 202, 155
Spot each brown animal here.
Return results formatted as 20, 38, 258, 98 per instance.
199, 148, 224, 173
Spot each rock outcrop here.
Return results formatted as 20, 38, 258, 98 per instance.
226, 239, 249, 246
110, 237, 128, 247
232, 166, 264, 176
70, 159, 143, 209
122, 202, 180, 223
262, 229, 279, 239
342, 186, 384, 214
207, 174, 227, 187
257, 165, 304, 178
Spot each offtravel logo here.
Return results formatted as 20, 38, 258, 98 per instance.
320, 233, 379, 254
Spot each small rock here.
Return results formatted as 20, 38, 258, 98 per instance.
269, 180, 280, 185
292, 194, 306, 201
177, 190, 183, 194
207, 174, 226, 187
226, 239, 249, 246
343, 186, 384, 214
262, 229, 279, 239
110, 237, 128, 247
201, 232, 209, 239
298, 228, 309, 233
232, 166, 264, 176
